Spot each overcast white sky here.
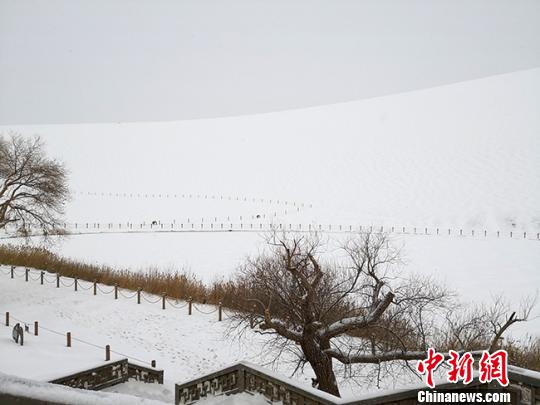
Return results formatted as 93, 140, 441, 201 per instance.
1, 0, 539, 125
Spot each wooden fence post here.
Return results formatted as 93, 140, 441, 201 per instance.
25, 268, 29, 282
114, 284, 118, 300
10, 266, 14, 279
93, 280, 97, 295
56, 274, 60, 288
34, 321, 38, 336
75, 278, 78, 291
67, 332, 71, 347
218, 302, 222, 321
5, 312, 9, 326
188, 297, 192, 315
105, 345, 110, 361
40, 271, 44, 285
162, 293, 166, 310
137, 288, 141, 304
151, 360, 156, 368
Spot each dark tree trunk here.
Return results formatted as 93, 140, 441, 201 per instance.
302, 337, 340, 397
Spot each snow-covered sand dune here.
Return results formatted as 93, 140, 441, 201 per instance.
0, 72, 537, 403
4, 68, 539, 230
2, 68, 538, 336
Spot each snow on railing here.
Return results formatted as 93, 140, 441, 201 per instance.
174, 361, 540, 405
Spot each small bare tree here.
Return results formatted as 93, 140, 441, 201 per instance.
0, 133, 69, 236
232, 232, 532, 397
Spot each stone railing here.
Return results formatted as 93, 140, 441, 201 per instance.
175, 361, 342, 405
507, 366, 540, 405
49, 359, 128, 390
175, 361, 540, 405
128, 361, 164, 384
175, 363, 243, 404
50, 359, 164, 390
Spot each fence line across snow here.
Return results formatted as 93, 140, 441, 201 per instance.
1, 222, 538, 242
0, 265, 229, 323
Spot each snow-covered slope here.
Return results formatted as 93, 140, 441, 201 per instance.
3, 68, 539, 230
1, 69, 538, 337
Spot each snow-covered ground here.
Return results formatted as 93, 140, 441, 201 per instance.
0, 63, 538, 403
0, 266, 439, 403
1, 68, 538, 334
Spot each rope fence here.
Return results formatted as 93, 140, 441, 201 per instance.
13, 270, 26, 278
44, 275, 57, 283
141, 293, 162, 304
166, 298, 188, 309
118, 289, 138, 299
192, 304, 219, 315
77, 281, 93, 291
3, 310, 154, 367
0, 265, 227, 324
1, 265, 232, 369
11, 314, 31, 325
60, 279, 75, 288
97, 285, 115, 294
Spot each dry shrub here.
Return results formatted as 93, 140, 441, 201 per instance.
503, 336, 540, 371
0, 244, 208, 303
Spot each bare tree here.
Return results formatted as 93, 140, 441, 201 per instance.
0, 133, 69, 236
232, 231, 532, 397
